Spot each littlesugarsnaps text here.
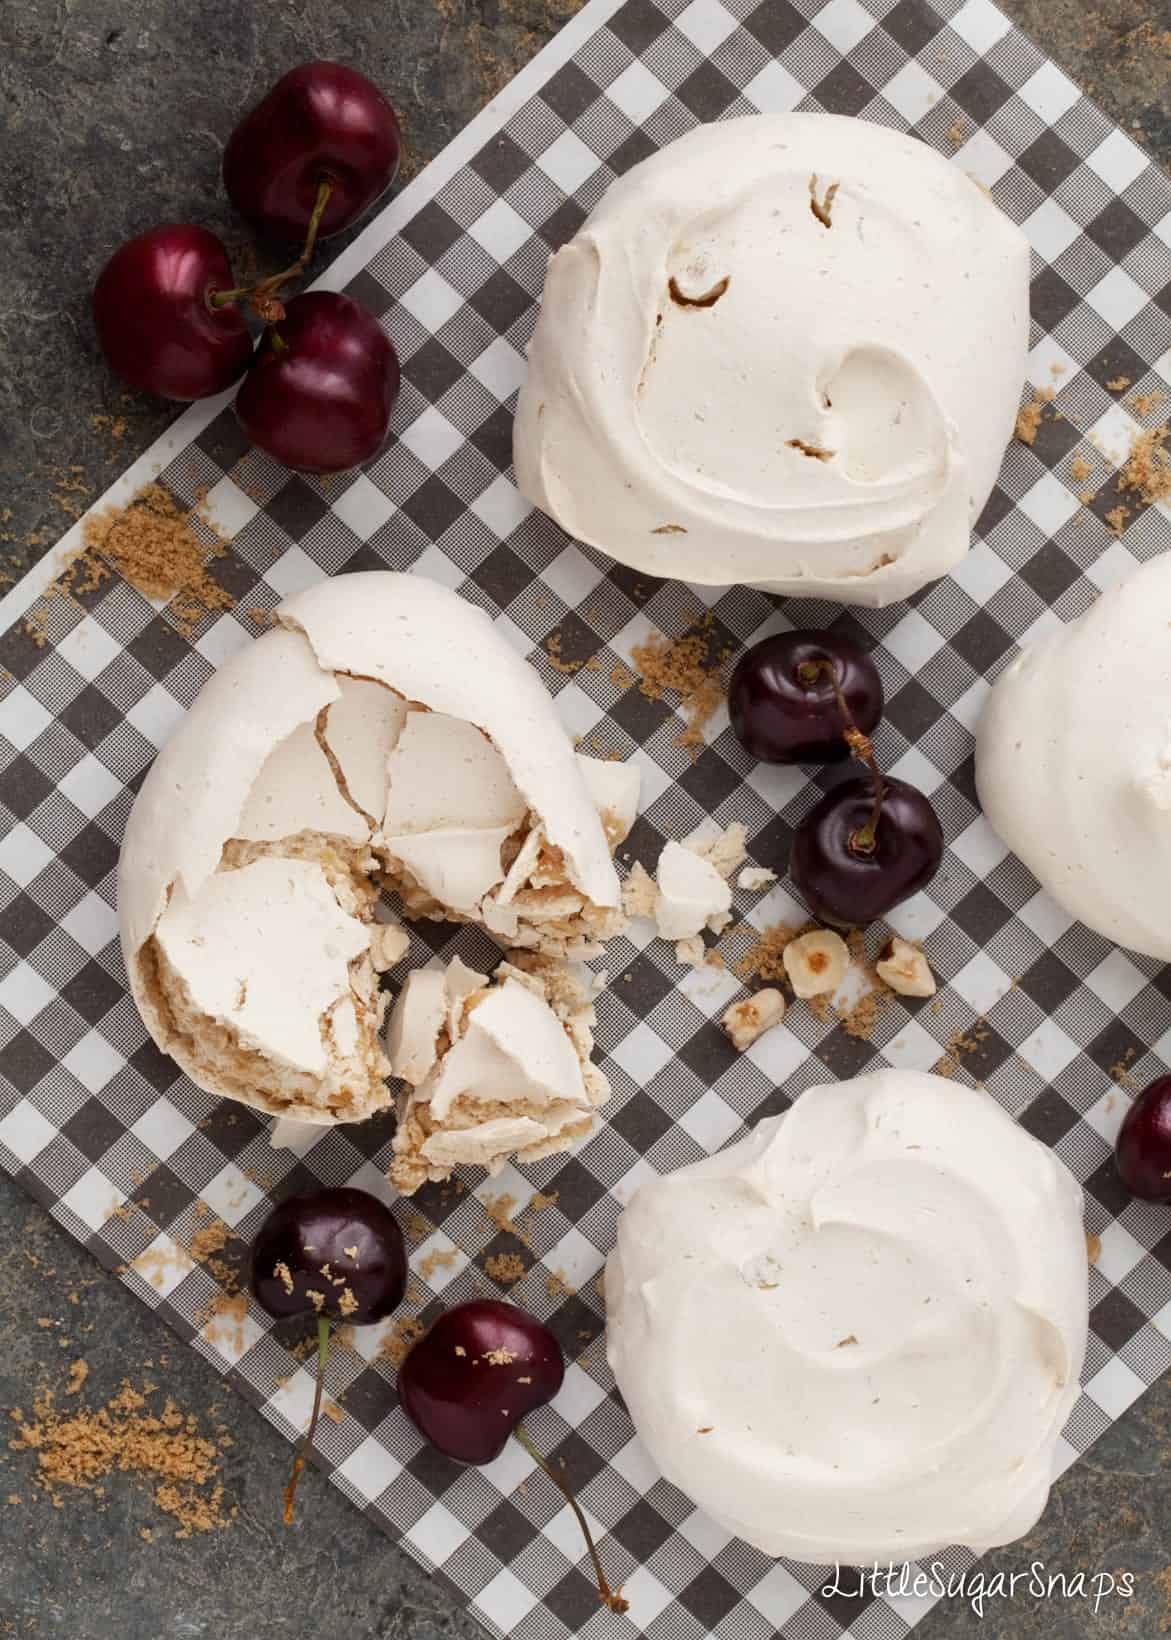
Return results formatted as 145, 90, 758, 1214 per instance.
822, 1561, 1136, 1619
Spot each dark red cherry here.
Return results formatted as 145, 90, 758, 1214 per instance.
1116, 1076, 1171, 1202
250, 1185, 406, 1324
92, 224, 252, 401
398, 1300, 563, 1465
729, 630, 883, 763
399, 1300, 627, 1612
235, 291, 400, 474
223, 62, 401, 243
250, 1186, 406, 1523
791, 774, 943, 927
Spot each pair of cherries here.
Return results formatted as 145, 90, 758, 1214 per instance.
92, 62, 401, 474
251, 1186, 626, 1613
729, 630, 943, 925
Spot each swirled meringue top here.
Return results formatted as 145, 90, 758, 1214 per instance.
515, 114, 1028, 606
977, 552, 1171, 959
605, 1070, 1087, 1565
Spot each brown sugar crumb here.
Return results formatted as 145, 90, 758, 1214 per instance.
417, 1248, 458, 1283
732, 921, 805, 982
67, 484, 234, 637
64, 1362, 89, 1397
378, 1316, 426, 1369
1105, 376, 1132, 392
528, 1191, 559, 1215
1069, 455, 1092, 483
1078, 490, 1098, 507
546, 1270, 576, 1300
544, 632, 585, 675
696, 1426, 714, 1435
630, 613, 729, 754
1105, 504, 1131, 537
484, 1253, 527, 1286
90, 412, 128, 440
1120, 422, 1171, 506
189, 1219, 231, 1264
273, 1261, 295, 1296
1086, 1231, 1102, 1264
321, 1401, 345, 1425
933, 1021, 990, 1079
335, 1287, 359, 1318
481, 1192, 531, 1246
1130, 390, 1167, 418
947, 119, 965, 147
610, 661, 635, 690
1015, 387, 1055, 446
835, 990, 889, 1042
404, 1213, 431, 1244
834, 1335, 859, 1348
7, 1376, 229, 1537
483, 1347, 517, 1366
306, 1290, 326, 1313
196, 1293, 249, 1355
1110, 1048, 1139, 1091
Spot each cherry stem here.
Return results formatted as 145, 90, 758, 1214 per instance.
283, 1314, 330, 1525
513, 1424, 629, 1614
207, 178, 334, 318
796, 658, 885, 856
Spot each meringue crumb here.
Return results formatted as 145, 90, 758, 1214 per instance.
379, 1316, 426, 1368
1086, 1232, 1102, 1264
737, 866, 776, 892
417, 1248, 458, 1282
1014, 387, 1055, 445
484, 1253, 527, 1285
1105, 376, 1132, 391
622, 860, 659, 919
342, 1245, 358, 1260
483, 1347, 517, 1365
947, 120, 965, 147
455, 1345, 467, 1357
1069, 455, 1092, 482
675, 935, 706, 967
273, 1262, 295, 1296
1120, 422, 1171, 505
321, 1401, 345, 1425
405, 1213, 431, 1244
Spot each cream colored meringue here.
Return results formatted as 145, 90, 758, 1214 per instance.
388, 956, 608, 1190
119, 572, 637, 1122
515, 113, 1028, 606
977, 554, 1171, 959
606, 1070, 1088, 1564
655, 840, 731, 940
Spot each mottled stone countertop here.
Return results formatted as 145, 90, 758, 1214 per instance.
1, 1, 1170, 1636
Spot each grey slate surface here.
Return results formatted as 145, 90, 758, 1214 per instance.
1, 0, 1170, 1634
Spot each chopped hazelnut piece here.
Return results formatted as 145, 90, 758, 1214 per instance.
783, 930, 849, 998
722, 989, 786, 1050
876, 937, 936, 999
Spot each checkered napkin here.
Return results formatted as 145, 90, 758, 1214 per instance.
2, 0, 1171, 1633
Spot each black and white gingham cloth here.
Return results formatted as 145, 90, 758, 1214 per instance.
2, 0, 1170, 1634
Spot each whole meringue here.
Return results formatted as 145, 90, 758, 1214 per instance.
515, 113, 1028, 606
977, 554, 1171, 960
606, 1070, 1087, 1565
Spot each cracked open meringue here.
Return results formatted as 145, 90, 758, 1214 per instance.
387, 954, 608, 1191
606, 1070, 1088, 1564
977, 554, 1171, 960
119, 572, 637, 1123
515, 113, 1028, 605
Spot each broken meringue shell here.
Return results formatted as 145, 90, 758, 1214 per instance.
119, 572, 637, 1124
